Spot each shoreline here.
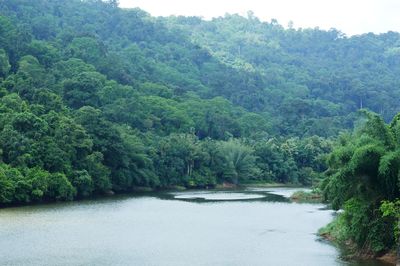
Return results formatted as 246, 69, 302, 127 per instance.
0, 182, 302, 209
319, 231, 397, 265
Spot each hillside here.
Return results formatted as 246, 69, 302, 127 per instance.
164, 14, 400, 135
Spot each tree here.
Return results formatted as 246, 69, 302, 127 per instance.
63, 71, 105, 108
66, 37, 106, 65
46, 173, 76, 201
381, 200, 400, 264
322, 111, 400, 254
0, 49, 10, 78
70, 170, 94, 198
217, 139, 258, 184
0, 164, 15, 203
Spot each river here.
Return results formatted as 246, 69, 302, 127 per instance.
0, 187, 391, 265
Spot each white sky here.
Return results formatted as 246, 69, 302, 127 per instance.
119, 0, 400, 36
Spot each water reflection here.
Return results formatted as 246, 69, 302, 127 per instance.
159, 189, 289, 203
173, 192, 266, 200
156, 187, 306, 203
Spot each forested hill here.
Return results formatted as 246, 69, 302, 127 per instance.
165, 15, 400, 135
0, 0, 399, 204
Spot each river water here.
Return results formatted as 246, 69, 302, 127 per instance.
0, 187, 391, 266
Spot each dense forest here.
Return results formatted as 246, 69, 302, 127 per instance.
320, 111, 400, 258
1, 0, 400, 258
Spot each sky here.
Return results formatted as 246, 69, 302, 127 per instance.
118, 0, 400, 36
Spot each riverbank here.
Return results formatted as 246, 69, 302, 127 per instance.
290, 190, 322, 203
0, 182, 309, 209
240, 182, 302, 188
318, 218, 397, 265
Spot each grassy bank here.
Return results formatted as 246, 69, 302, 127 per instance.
318, 215, 396, 265
290, 190, 322, 203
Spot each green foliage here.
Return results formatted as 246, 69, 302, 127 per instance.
341, 198, 394, 253
254, 137, 330, 184
25, 167, 49, 201
322, 111, 400, 255
0, 49, 10, 78
63, 71, 105, 108
381, 200, 400, 218
319, 213, 349, 244
0, 0, 383, 206
84, 152, 112, 193
320, 199, 394, 254
154, 133, 207, 187
0, 165, 15, 203
381, 200, 400, 242
70, 170, 94, 198
66, 37, 105, 65
46, 173, 76, 201
216, 139, 258, 184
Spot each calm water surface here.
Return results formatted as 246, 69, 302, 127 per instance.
0, 187, 390, 266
